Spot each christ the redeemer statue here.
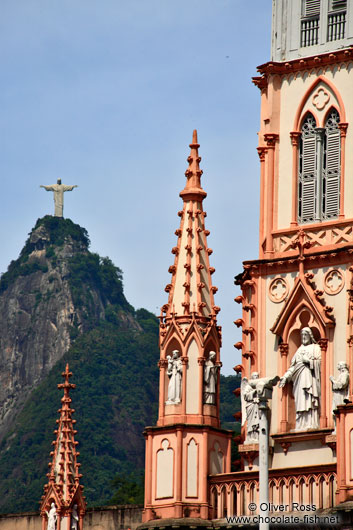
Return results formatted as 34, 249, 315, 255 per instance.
40, 179, 78, 217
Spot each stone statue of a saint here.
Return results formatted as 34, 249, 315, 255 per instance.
330, 361, 350, 432
279, 327, 321, 431
241, 372, 280, 443
40, 179, 78, 217
46, 502, 57, 530
203, 351, 219, 404
71, 504, 79, 530
241, 372, 260, 443
166, 350, 182, 404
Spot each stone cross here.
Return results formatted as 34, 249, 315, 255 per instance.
40, 179, 78, 217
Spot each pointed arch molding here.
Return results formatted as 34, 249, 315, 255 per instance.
294, 76, 346, 131
160, 314, 220, 352
270, 278, 335, 341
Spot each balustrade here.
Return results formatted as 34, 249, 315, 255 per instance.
209, 466, 336, 519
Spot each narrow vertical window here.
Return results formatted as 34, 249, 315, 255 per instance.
298, 114, 317, 223
322, 109, 340, 219
301, 0, 320, 47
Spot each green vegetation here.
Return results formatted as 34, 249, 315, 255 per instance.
0, 216, 89, 292
67, 254, 133, 323
108, 473, 145, 505
31, 216, 90, 248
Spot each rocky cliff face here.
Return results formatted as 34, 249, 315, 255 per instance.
0, 216, 139, 439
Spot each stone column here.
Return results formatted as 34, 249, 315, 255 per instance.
198, 357, 205, 415
176, 426, 183, 517
279, 343, 289, 432
181, 356, 188, 417
158, 359, 168, 423
258, 394, 271, 530
263, 133, 279, 257
338, 123, 348, 218
290, 132, 301, 227
257, 147, 267, 256
319, 338, 328, 428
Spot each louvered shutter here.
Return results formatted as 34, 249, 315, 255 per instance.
331, 0, 347, 10
323, 111, 340, 219
304, 0, 320, 16
298, 115, 317, 223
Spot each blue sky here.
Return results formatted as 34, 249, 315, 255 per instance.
0, 1, 272, 374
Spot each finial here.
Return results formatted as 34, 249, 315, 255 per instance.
58, 363, 76, 391
191, 129, 199, 146
180, 130, 207, 201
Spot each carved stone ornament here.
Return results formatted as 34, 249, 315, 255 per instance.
312, 87, 330, 111
268, 277, 289, 303
324, 269, 344, 295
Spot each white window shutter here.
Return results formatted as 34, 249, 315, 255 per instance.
323, 110, 340, 219
298, 115, 317, 223
331, 0, 347, 10
301, 178, 317, 223
304, 0, 321, 17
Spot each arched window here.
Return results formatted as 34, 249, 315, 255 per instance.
298, 109, 340, 224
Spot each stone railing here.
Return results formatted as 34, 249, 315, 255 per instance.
209, 465, 336, 519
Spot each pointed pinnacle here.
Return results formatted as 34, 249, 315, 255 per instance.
180, 130, 207, 201
192, 129, 198, 145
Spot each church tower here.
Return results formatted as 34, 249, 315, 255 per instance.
142, 131, 231, 522
40, 364, 86, 530
232, 0, 353, 510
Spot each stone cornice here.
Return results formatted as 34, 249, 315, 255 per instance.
255, 46, 353, 80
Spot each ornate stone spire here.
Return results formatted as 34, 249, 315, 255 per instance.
40, 364, 85, 530
162, 130, 219, 319
143, 132, 230, 523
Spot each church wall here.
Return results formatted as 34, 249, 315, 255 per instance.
0, 506, 143, 530
272, 440, 335, 469
274, 65, 353, 229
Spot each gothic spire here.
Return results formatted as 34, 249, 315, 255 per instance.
40, 364, 85, 528
162, 131, 219, 319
